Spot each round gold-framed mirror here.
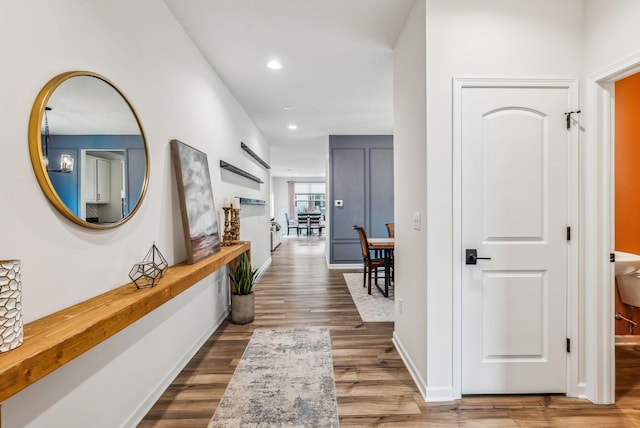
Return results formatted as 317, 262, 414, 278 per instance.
28, 71, 149, 229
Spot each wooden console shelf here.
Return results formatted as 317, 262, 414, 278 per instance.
0, 241, 250, 403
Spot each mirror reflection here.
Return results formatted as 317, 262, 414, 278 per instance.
29, 72, 149, 228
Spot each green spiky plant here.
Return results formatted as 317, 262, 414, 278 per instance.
228, 253, 258, 295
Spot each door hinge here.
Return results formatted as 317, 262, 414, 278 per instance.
611, 253, 616, 262
566, 338, 571, 353
566, 227, 571, 241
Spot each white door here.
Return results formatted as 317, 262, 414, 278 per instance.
461, 85, 569, 394
96, 158, 111, 204
84, 155, 98, 203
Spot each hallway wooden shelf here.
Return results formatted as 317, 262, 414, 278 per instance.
0, 242, 250, 404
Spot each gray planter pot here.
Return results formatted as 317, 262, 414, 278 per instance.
231, 293, 255, 324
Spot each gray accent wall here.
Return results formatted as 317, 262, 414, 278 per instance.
329, 135, 394, 264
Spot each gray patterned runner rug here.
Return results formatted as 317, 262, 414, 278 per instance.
208, 327, 339, 427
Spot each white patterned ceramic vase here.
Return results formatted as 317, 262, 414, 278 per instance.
0, 260, 23, 352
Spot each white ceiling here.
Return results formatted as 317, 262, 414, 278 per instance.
46, 75, 141, 135
163, 0, 415, 177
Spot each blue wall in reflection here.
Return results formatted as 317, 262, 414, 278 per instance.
45, 134, 145, 217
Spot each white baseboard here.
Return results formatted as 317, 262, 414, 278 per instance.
615, 335, 640, 345
393, 332, 457, 403
256, 257, 272, 280
426, 386, 456, 402
392, 332, 428, 400
327, 263, 362, 270
577, 382, 588, 400
125, 309, 230, 427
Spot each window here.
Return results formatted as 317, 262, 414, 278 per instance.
293, 182, 326, 215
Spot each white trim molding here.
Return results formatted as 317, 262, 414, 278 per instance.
256, 257, 272, 280
327, 263, 363, 270
392, 332, 430, 401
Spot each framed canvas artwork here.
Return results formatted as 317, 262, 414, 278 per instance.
170, 139, 221, 264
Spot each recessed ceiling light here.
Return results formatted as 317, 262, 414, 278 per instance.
288, 124, 298, 130
282, 106, 292, 110
267, 60, 282, 70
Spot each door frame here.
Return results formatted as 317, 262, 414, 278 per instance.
588, 52, 640, 404
452, 78, 580, 398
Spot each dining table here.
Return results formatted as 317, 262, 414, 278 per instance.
367, 237, 394, 297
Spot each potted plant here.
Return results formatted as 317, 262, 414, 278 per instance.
228, 253, 258, 324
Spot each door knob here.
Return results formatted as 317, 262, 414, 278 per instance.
465, 249, 491, 265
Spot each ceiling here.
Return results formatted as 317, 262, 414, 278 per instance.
46, 75, 142, 135
163, 0, 415, 177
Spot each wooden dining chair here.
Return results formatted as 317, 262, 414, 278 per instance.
353, 225, 386, 295
385, 223, 394, 238
385, 223, 395, 281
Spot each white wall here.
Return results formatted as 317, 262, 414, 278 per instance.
0, 1, 270, 426
392, 0, 429, 397
393, 0, 585, 402
585, 0, 640, 75
270, 140, 328, 178
425, 0, 584, 399
272, 177, 291, 232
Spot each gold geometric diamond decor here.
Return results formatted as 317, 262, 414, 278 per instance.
129, 243, 168, 289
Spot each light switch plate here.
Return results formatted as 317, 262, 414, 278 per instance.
413, 211, 421, 230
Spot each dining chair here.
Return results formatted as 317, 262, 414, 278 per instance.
297, 213, 311, 236
353, 225, 386, 295
284, 213, 299, 236
385, 223, 395, 282
385, 223, 395, 238
309, 213, 324, 236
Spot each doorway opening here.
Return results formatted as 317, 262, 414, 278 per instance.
613, 72, 640, 343
609, 70, 640, 403
80, 149, 125, 224
591, 52, 640, 405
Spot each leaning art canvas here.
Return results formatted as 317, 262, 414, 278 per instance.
170, 139, 221, 264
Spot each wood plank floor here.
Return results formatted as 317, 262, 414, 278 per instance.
140, 237, 640, 427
